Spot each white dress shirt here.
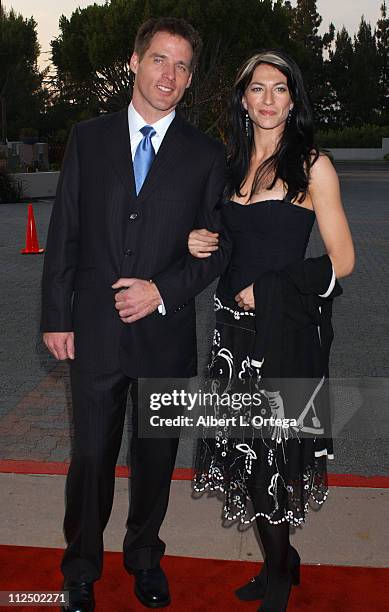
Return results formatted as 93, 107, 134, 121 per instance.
128, 102, 175, 159
127, 102, 175, 315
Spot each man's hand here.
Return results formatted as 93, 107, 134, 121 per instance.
112, 278, 162, 323
235, 284, 255, 310
43, 332, 75, 360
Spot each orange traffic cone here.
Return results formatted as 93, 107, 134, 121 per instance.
21, 204, 45, 254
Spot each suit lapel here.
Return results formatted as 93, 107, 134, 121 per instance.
136, 114, 188, 204
100, 108, 136, 198
99, 109, 189, 203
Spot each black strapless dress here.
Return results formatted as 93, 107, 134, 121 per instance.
193, 199, 333, 526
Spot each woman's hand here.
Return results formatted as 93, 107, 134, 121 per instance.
235, 284, 255, 310
188, 228, 219, 258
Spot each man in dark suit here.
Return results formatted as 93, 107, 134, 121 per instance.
41, 17, 230, 611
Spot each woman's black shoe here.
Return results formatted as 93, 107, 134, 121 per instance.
235, 559, 268, 601
257, 572, 293, 611
235, 545, 300, 601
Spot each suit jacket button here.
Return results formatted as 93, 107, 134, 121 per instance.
125, 249, 133, 256
129, 213, 139, 220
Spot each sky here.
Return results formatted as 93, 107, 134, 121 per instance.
3, 0, 384, 68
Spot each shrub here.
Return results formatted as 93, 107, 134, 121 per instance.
19, 127, 39, 138
317, 125, 389, 148
0, 168, 23, 203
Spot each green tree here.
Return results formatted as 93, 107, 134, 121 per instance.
49, 0, 293, 136
327, 27, 354, 127
349, 17, 380, 125
50, 0, 138, 114
376, 1, 389, 122
0, 5, 46, 142
288, 0, 334, 126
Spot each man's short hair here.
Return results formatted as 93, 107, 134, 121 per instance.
134, 17, 203, 71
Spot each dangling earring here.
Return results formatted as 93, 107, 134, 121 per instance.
245, 112, 250, 136
287, 108, 293, 125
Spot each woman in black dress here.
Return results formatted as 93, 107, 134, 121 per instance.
189, 50, 355, 611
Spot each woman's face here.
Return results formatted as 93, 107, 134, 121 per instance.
242, 63, 293, 131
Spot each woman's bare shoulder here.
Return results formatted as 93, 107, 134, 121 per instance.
311, 152, 337, 175
309, 152, 339, 192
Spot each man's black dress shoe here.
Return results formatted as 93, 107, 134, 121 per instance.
61, 580, 95, 612
133, 566, 171, 608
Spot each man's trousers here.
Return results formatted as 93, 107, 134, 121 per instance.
61, 365, 179, 582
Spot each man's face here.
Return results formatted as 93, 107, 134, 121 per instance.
130, 31, 193, 121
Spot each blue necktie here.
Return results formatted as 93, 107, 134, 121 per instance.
133, 125, 156, 195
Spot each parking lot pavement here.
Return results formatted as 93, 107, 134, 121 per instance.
0, 162, 388, 474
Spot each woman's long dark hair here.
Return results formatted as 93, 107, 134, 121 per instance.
225, 49, 319, 203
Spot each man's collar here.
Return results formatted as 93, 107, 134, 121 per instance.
128, 101, 176, 138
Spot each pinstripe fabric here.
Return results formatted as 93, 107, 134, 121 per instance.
41, 108, 231, 377
40, 107, 232, 581
62, 368, 179, 579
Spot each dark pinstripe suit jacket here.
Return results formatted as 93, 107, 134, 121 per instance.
40, 108, 231, 377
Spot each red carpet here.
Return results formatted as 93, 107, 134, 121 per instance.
0, 545, 388, 611
1, 460, 389, 488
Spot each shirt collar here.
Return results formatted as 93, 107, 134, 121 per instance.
128, 102, 176, 139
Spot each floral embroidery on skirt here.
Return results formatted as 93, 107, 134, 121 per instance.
193, 295, 331, 526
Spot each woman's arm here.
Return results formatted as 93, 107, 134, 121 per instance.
309, 155, 355, 279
